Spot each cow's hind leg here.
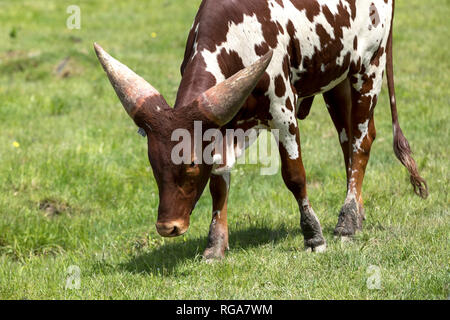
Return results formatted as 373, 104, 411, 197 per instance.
333, 62, 385, 237
203, 172, 230, 260
278, 128, 326, 252
323, 78, 353, 184
323, 78, 367, 237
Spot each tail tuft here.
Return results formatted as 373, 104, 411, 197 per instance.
387, 3, 428, 199
393, 124, 428, 199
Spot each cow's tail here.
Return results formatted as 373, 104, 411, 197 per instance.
386, 3, 428, 199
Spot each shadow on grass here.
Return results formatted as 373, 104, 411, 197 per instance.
120, 225, 300, 275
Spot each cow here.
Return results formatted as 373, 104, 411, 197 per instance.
94, 0, 428, 260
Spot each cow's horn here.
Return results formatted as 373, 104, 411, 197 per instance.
94, 43, 164, 118
196, 51, 273, 126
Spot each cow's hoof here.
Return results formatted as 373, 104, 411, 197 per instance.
300, 205, 326, 252
304, 237, 327, 253
203, 247, 225, 262
334, 198, 364, 237
305, 242, 327, 253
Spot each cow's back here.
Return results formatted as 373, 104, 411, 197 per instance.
183, 0, 392, 98
176, 0, 393, 162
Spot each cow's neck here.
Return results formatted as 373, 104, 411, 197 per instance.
174, 53, 217, 109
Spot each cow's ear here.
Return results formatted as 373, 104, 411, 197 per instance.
195, 51, 273, 126
94, 43, 170, 121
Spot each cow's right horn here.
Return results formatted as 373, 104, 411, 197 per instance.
195, 51, 273, 126
94, 43, 168, 119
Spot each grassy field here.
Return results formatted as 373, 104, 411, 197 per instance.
0, 0, 448, 300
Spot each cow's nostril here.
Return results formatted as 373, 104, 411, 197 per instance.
170, 226, 179, 236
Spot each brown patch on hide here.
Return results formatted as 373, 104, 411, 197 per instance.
289, 122, 297, 135
255, 42, 270, 56
217, 48, 245, 78
291, 0, 321, 22
297, 96, 314, 119
274, 74, 286, 97
285, 97, 294, 112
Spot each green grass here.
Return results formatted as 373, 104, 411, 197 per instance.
0, 0, 448, 300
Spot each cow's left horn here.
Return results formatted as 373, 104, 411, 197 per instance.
196, 51, 273, 126
94, 43, 166, 118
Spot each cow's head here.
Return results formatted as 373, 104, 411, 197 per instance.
94, 43, 272, 237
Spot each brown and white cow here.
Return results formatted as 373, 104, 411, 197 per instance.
94, 0, 427, 260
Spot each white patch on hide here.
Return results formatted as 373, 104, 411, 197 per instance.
340, 128, 348, 144
353, 119, 369, 153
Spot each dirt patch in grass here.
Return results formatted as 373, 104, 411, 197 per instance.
38, 198, 71, 218
53, 56, 84, 79
0, 50, 42, 73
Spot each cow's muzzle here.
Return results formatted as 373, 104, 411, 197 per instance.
155, 220, 188, 237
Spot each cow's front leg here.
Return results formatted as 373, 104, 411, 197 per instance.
203, 172, 230, 260
278, 130, 326, 252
